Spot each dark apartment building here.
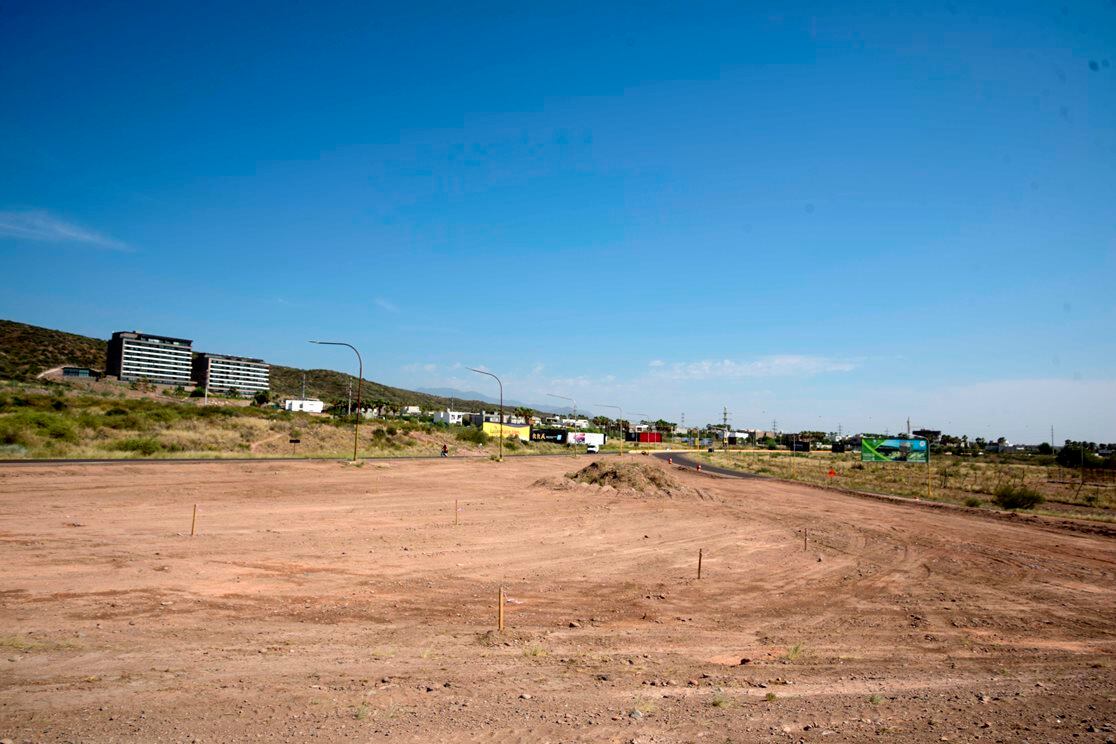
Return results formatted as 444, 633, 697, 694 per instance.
105, 331, 193, 386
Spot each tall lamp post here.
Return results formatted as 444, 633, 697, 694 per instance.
309, 340, 363, 462
547, 393, 577, 422
630, 411, 649, 447
468, 367, 503, 461
593, 403, 624, 455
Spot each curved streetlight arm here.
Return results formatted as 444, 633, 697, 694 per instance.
309, 340, 364, 461
546, 393, 577, 419
468, 367, 504, 461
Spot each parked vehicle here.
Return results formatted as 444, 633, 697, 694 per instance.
586, 443, 600, 454
568, 432, 605, 449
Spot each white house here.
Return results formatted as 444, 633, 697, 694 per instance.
401, 405, 422, 416
284, 398, 324, 414
432, 409, 469, 426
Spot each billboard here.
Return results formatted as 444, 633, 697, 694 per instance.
482, 421, 531, 442
530, 428, 567, 444
861, 437, 928, 463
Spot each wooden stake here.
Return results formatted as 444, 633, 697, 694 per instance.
498, 586, 505, 631
454, 499, 459, 526
803, 528, 807, 552
190, 504, 197, 537
697, 548, 703, 580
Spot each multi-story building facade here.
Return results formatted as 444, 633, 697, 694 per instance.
193, 353, 270, 395
105, 331, 193, 386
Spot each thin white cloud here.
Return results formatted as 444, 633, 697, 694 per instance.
0, 209, 130, 251
648, 359, 665, 367
374, 297, 400, 313
652, 355, 857, 380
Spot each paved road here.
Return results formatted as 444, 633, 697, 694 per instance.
651, 450, 765, 479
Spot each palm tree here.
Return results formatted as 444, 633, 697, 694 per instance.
512, 406, 534, 426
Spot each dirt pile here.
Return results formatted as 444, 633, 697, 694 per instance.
548, 459, 709, 499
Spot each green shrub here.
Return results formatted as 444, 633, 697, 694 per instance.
992, 484, 1044, 510
107, 437, 163, 455
0, 419, 33, 447
455, 427, 488, 445
386, 426, 398, 436
963, 496, 982, 508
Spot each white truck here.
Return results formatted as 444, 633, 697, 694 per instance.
567, 431, 605, 452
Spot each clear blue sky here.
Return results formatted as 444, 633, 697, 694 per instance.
2, 2, 1113, 441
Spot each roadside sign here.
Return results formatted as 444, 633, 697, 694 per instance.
289, 439, 301, 444
861, 437, 927, 463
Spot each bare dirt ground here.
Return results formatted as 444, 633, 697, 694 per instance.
1, 457, 1114, 743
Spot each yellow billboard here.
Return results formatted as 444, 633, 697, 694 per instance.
482, 421, 531, 442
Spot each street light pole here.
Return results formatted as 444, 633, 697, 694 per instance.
593, 403, 624, 455
630, 412, 649, 447
468, 367, 503, 461
546, 393, 577, 421
309, 340, 363, 462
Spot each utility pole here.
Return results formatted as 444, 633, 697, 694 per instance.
301, 373, 306, 401
1050, 425, 1054, 452
722, 406, 729, 451
907, 417, 911, 436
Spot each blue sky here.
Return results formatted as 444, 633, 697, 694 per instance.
2, 1, 1113, 441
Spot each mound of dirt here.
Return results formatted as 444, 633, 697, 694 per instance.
548, 459, 709, 500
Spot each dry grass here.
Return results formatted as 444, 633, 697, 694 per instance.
704, 451, 1114, 520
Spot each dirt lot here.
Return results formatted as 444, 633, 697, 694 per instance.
1, 457, 1114, 742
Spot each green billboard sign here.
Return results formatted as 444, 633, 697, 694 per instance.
861, 437, 928, 463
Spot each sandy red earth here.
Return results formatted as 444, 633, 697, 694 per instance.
1, 457, 1114, 743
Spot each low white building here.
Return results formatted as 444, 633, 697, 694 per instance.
284, 398, 324, 414
432, 409, 470, 425
401, 405, 422, 416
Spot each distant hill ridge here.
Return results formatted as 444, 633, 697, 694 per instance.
0, 319, 516, 413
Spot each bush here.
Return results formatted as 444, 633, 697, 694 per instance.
963, 496, 982, 508
992, 485, 1044, 510
108, 437, 163, 456
455, 427, 488, 445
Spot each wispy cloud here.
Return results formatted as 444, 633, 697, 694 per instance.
374, 297, 400, 313
0, 209, 130, 251
651, 355, 857, 380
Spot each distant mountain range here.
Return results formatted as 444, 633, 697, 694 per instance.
415, 387, 583, 416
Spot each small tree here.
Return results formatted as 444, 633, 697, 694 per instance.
253, 390, 271, 406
